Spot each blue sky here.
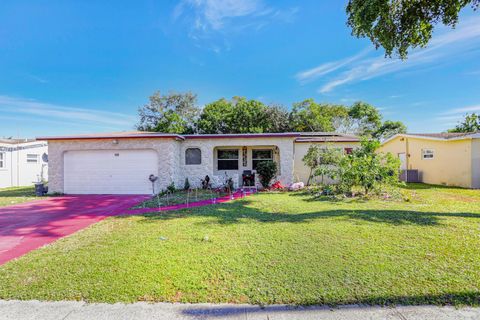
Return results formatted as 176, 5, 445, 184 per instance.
0, 0, 479, 137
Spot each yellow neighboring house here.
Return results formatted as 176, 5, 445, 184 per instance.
379, 132, 480, 189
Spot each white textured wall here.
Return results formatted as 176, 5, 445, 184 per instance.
47, 137, 300, 193
47, 138, 179, 194
178, 137, 295, 188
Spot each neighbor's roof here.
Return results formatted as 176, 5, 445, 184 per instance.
295, 133, 360, 143
382, 132, 480, 145
0, 138, 37, 145
37, 131, 360, 141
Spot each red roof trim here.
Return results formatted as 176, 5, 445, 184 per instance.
37, 132, 361, 141
184, 133, 300, 139
294, 139, 360, 143
37, 134, 184, 141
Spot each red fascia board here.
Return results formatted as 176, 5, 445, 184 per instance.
36, 134, 184, 141
294, 139, 360, 143
184, 133, 300, 139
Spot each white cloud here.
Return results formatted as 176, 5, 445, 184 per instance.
174, 0, 298, 39
27, 74, 48, 84
296, 48, 371, 83
319, 68, 362, 94
433, 104, 480, 127
0, 95, 136, 128
441, 104, 480, 115
297, 16, 480, 93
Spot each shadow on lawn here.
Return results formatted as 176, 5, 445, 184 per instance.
0, 186, 35, 198
180, 292, 480, 317
117, 198, 480, 227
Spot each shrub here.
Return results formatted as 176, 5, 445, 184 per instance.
167, 182, 176, 193
336, 139, 400, 195
256, 161, 278, 189
302, 144, 343, 185
184, 178, 190, 190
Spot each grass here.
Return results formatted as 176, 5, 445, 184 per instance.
0, 183, 479, 306
135, 189, 230, 208
0, 186, 37, 207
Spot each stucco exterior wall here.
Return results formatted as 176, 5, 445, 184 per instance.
293, 141, 360, 184
178, 137, 295, 188
472, 139, 480, 189
47, 136, 365, 193
47, 138, 179, 193
379, 136, 473, 188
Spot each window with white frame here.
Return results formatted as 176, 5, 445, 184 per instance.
0, 152, 5, 168
26, 154, 39, 163
185, 148, 201, 165
252, 149, 273, 170
217, 149, 239, 170
421, 149, 434, 160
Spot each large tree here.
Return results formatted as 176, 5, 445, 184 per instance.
196, 97, 291, 134
449, 113, 480, 132
229, 97, 270, 133
290, 99, 349, 132
373, 120, 407, 140
347, 101, 382, 136
264, 104, 292, 133
196, 98, 234, 134
347, 0, 479, 58
136, 91, 199, 134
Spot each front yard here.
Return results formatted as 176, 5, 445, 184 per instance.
0, 186, 36, 207
0, 184, 479, 305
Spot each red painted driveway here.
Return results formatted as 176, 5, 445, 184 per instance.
0, 195, 149, 265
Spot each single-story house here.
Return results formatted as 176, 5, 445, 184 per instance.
0, 138, 48, 188
37, 131, 360, 194
379, 132, 480, 188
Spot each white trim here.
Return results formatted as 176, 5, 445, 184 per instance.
252, 149, 274, 170
217, 148, 240, 171
421, 148, 435, 160
26, 153, 39, 163
0, 152, 5, 169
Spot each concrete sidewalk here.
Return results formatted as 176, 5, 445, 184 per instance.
1, 300, 480, 320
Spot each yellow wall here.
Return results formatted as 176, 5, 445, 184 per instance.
293, 142, 360, 184
379, 136, 474, 188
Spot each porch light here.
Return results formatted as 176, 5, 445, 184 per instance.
112, 139, 119, 145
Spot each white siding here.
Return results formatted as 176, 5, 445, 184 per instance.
0, 142, 48, 188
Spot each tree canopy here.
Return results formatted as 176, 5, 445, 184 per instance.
290, 99, 349, 132
137, 91, 198, 134
346, 0, 479, 58
137, 91, 406, 139
196, 97, 279, 134
373, 120, 407, 140
448, 113, 480, 133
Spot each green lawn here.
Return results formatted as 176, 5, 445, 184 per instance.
135, 189, 230, 208
0, 184, 479, 306
0, 186, 37, 207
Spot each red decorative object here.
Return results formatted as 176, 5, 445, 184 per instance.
269, 181, 285, 190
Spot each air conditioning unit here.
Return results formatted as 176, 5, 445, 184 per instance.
400, 170, 419, 183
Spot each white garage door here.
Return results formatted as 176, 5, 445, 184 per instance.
64, 149, 158, 194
